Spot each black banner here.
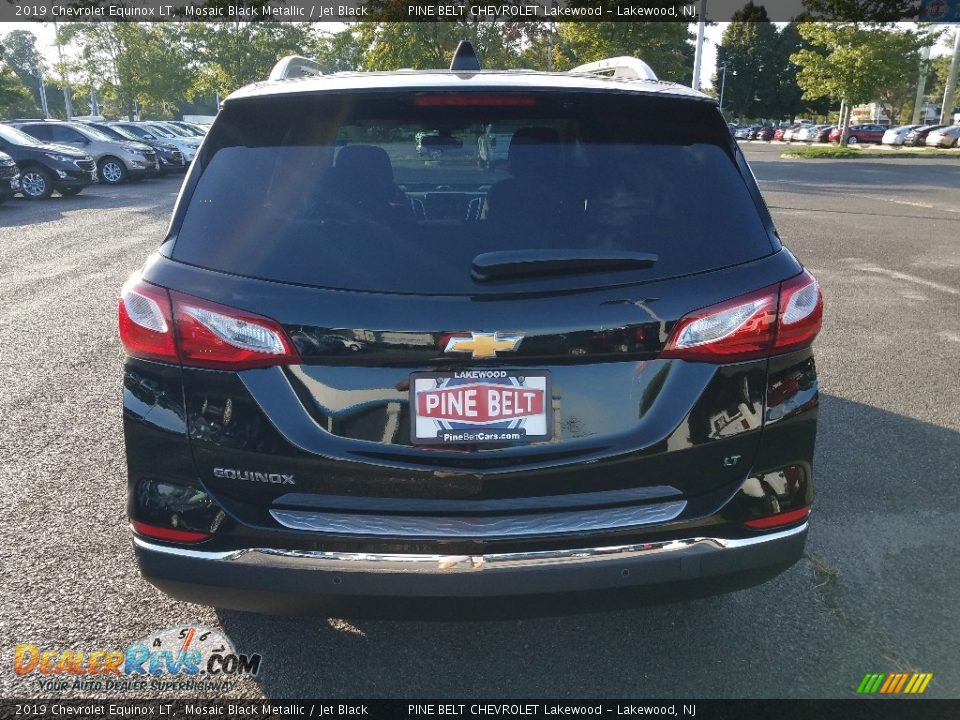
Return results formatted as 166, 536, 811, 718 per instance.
1, 700, 959, 720
4, 0, 959, 23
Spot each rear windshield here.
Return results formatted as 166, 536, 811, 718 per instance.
172, 91, 773, 294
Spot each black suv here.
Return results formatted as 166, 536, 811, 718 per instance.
120, 47, 822, 616
0, 150, 20, 202
0, 123, 97, 199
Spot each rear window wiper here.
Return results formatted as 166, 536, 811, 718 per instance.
472, 250, 658, 282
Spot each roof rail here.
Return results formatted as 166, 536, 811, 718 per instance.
569, 57, 657, 82
268, 56, 323, 82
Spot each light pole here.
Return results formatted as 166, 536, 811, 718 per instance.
719, 62, 728, 114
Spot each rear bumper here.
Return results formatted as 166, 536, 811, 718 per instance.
134, 522, 807, 617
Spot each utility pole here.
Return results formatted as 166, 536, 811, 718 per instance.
692, 0, 707, 91
913, 46, 930, 125
940, 29, 960, 125
38, 74, 49, 118
719, 62, 728, 115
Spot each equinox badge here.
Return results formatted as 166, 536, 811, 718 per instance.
444, 332, 523, 359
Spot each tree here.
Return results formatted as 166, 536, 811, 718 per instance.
792, 23, 932, 144
309, 26, 366, 73
1, 30, 44, 111
355, 22, 525, 71
185, 23, 315, 97
800, 0, 920, 22
553, 22, 694, 84
716, 3, 780, 120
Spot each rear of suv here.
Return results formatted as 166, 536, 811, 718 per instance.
13, 120, 158, 184
120, 49, 822, 616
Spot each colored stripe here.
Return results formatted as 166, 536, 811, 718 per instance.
917, 674, 933, 694
856, 674, 873, 693
879, 675, 896, 694
894, 673, 910, 693
903, 674, 919, 693
869, 674, 886, 693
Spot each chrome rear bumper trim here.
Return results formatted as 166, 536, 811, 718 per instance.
269, 500, 686, 539
133, 522, 807, 573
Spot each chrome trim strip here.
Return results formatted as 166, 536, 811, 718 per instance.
133, 522, 807, 572
269, 501, 686, 539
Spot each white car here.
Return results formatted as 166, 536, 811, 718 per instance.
925, 125, 960, 148
138, 122, 201, 162
881, 125, 921, 146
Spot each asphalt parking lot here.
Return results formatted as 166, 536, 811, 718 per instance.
1, 146, 958, 699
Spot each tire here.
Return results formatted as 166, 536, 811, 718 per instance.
847, 136, 858, 145
98, 156, 128, 185
19, 167, 54, 199
59, 186, 83, 196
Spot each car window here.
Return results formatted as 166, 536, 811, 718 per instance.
49, 125, 85, 143
21, 124, 52, 141
172, 92, 774, 295
0, 124, 45, 146
146, 124, 176, 138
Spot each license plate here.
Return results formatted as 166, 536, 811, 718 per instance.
410, 370, 551, 445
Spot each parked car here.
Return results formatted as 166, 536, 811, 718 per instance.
415, 129, 466, 159
793, 126, 815, 142
828, 124, 887, 144
881, 125, 921, 146
134, 122, 201, 163
80, 121, 187, 174
903, 125, 946, 147
166, 121, 207, 137
11, 120, 158, 184
754, 126, 775, 141
811, 126, 833, 143
0, 123, 97, 199
925, 125, 960, 148
782, 126, 804, 142
735, 125, 756, 139
0, 150, 20, 203
772, 126, 789, 141
476, 122, 529, 168
120, 47, 822, 616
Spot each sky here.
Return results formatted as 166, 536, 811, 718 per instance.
0, 21, 953, 91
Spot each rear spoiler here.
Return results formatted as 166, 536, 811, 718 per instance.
268, 56, 323, 81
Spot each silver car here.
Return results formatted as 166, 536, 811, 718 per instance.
136, 122, 201, 163
925, 125, 960, 148
12, 121, 158, 184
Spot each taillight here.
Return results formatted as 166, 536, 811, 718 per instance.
662, 270, 823, 363
773, 271, 823, 352
118, 276, 177, 363
743, 506, 810, 530
118, 277, 299, 370
661, 285, 779, 362
171, 291, 299, 370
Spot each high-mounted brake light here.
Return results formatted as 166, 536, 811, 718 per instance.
414, 94, 536, 107
118, 277, 300, 370
661, 270, 823, 363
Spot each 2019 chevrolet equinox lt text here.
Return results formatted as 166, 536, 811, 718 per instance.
119, 46, 823, 617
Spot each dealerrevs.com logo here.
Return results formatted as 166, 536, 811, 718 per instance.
13, 625, 262, 693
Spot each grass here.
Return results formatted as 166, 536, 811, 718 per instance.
782, 145, 959, 160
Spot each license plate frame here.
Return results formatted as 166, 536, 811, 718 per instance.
409, 370, 552, 445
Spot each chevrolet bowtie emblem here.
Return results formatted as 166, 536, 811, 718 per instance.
444, 332, 523, 359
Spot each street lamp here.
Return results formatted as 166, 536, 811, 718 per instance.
719, 63, 736, 117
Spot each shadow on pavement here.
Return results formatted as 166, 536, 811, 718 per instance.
216, 394, 960, 698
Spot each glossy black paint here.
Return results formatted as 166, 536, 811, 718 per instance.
124, 77, 819, 614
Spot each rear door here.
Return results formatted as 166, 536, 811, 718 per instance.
158, 89, 794, 519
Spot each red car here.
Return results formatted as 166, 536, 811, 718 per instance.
828, 124, 887, 144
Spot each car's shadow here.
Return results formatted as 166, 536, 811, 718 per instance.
0, 175, 184, 229
216, 394, 960, 698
